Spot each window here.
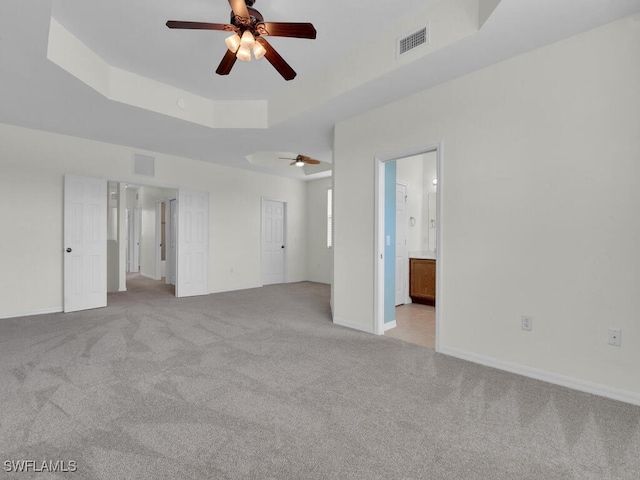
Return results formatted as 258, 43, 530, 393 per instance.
327, 188, 333, 248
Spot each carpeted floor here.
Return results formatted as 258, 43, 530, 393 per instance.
0, 280, 639, 479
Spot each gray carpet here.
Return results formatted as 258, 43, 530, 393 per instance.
1, 278, 639, 479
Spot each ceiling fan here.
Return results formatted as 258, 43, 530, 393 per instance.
279, 154, 321, 167
166, 0, 317, 81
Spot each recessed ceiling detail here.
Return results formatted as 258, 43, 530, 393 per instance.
5, 0, 637, 182
47, 0, 489, 132
47, 18, 268, 130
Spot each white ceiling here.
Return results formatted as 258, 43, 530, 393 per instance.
2, 0, 640, 180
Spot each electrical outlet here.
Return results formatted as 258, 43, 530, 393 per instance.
608, 328, 622, 346
521, 315, 533, 331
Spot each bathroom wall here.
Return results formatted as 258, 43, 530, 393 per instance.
396, 152, 438, 254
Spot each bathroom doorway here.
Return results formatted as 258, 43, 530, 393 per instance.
374, 145, 442, 350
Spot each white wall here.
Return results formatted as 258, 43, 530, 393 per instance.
396, 155, 424, 253
107, 183, 118, 240
396, 152, 438, 254
333, 15, 640, 398
306, 177, 333, 284
0, 125, 308, 317
422, 151, 437, 252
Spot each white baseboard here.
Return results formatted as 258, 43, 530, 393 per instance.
0, 307, 62, 320
208, 283, 262, 294
333, 317, 376, 334
440, 346, 640, 407
383, 320, 397, 331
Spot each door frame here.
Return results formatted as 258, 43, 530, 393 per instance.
155, 198, 175, 281
155, 201, 164, 281
395, 181, 409, 306
374, 142, 443, 351
106, 177, 180, 293
127, 206, 141, 273
261, 197, 288, 285
166, 198, 177, 286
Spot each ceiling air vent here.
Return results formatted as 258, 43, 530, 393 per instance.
398, 26, 429, 56
133, 153, 155, 177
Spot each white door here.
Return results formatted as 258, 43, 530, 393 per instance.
177, 190, 208, 297
262, 199, 285, 285
395, 183, 408, 306
63, 174, 107, 313
166, 199, 177, 286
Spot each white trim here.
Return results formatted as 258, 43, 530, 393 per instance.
383, 320, 397, 332
208, 284, 262, 294
373, 162, 385, 335
374, 142, 443, 350
106, 176, 180, 191
441, 346, 640, 407
326, 187, 333, 249
395, 181, 409, 307
434, 143, 443, 352
0, 308, 62, 320
333, 317, 376, 335
155, 201, 162, 281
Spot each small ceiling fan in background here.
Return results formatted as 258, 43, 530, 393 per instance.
279, 154, 321, 167
166, 0, 317, 80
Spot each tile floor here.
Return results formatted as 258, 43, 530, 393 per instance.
384, 303, 435, 349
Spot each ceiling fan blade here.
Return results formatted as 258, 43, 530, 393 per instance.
216, 49, 238, 76
279, 157, 296, 160
256, 37, 296, 81
256, 22, 317, 39
166, 21, 235, 31
290, 161, 297, 166
299, 155, 321, 164
228, 0, 250, 21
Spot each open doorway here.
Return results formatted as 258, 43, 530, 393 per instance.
65, 175, 209, 313
108, 182, 178, 297
374, 145, 442, 350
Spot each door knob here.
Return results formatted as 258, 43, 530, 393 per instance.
66, 248, 72, 253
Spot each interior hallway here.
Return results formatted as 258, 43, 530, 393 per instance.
123, 272, 175, 298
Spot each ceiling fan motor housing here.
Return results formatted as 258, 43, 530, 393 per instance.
230, 6, 263, 29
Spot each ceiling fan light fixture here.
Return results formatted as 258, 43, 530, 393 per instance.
253, 41, 266, 60
224, 33, 241, 52
240, 30, 255, 48
236, 45, 252, 62
295, 160, 305, 167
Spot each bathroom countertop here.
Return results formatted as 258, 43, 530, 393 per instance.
409, 251, 436, 260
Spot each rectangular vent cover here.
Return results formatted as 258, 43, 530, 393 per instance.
398, 26, 429, 56
133, 153, 155, 177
